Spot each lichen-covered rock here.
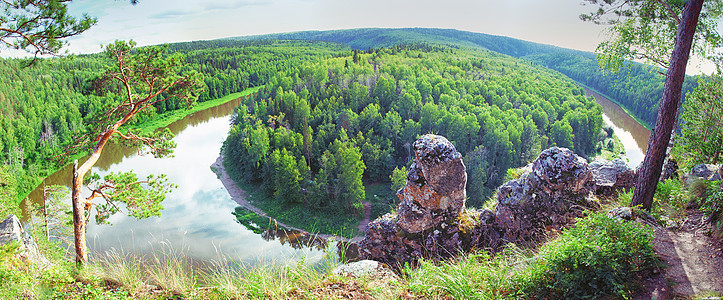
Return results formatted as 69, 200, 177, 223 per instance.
661, 156, 679, 182
396, 135, 466, 234
691, 164, 721, 180
359, 135, 501, 267
359, 143, 597, 267
495, 147, 594, 243
333, 260, 399, 281
0, 215, 50, 267
608, 206, 633, 221
357, 209, 501, 267
712, 168, 723, 182
589, 158, 636, 197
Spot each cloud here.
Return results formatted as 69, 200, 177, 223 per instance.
149, 8, 192, 20
201, 0, 268, 11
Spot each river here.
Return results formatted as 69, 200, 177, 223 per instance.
582, 87, 651, 168
23, 97, 329, 265
22, 87, 651, 265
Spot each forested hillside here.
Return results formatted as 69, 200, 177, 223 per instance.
1, 28, 660, 212
223, 44, 603, 215
0, 40, 346, 202
524, 52, 697, 128
240, 27, 697, 128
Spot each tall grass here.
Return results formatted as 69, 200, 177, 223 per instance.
97, 249, 148, 296
147, 241, 197, 296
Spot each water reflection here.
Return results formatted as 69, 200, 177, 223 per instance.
24, 97, 328, 265
583, 87, 651, 168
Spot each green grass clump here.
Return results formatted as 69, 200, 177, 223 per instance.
700, 181, 723, 238
515, 212, 657, 299
400, 212, 657, 300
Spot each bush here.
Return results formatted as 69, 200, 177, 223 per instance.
701, 182, 723, 237
515, 212, 657, 299
652, 178, 688, 222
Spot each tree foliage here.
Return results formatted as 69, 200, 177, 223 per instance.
673, 73, 723, 169
224, 44, 604, 210
581, 0, 723, 72
68, 40, 203, 264
0, 0, 96, 60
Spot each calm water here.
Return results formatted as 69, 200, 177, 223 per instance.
24, 98, 329, 265
583, 87, 651, 168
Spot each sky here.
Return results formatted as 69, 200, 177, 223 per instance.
56, 0, 609, 54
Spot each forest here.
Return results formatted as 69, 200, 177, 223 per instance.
0, 40, 347, 206
222, 43, 604, 221
245, 28, 698, 129
0, 28, 678, 218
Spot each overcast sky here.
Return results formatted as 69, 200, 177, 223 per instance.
58, 0, 608, 54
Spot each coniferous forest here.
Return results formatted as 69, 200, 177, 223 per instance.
1, 29, 686, 217
223, 43, 603, 231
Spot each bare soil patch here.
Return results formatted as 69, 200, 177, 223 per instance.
636, 209, 723, 299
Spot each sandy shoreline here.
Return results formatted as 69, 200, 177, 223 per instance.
211, 155, 339, 239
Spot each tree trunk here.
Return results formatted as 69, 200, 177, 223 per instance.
71, 160, 88, 264
630, 0, 704, 210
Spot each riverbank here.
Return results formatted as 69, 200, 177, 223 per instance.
211, 154, 343, 240
577, 82, 653, 131
128, 86, 263, 134
16, 87, 263, 203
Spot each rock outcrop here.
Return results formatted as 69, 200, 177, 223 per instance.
495, 147, 595, 243
358, 137, 601, 267
358, 135, 501, 266
0, 215, 50, 266
396, 134, 467, 233
589, 158, 636, 197
332, 260, 398, 280
691, 164, 721, 181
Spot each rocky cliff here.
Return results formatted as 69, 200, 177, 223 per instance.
358, 135, 635, 267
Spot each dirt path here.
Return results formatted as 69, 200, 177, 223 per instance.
637, 210, 723, 299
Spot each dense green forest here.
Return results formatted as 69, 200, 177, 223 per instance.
242, 28, 697, 128
524, 52, 697, 128
223, 43, 603, 216
1, 28, 670, 215
0, 40, 346, 204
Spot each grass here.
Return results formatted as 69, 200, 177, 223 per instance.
0, 206, 662, 299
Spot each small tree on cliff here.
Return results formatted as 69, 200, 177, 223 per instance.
582, 0, 723, 210
68, 40, 203, 264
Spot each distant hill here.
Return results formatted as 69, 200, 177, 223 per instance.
231, 27, 697, 128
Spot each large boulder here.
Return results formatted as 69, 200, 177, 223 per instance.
589, 158, 636, 196
691, 164, 721, 180
495, 147, 595, 243
0, 215, 50, 266
358, 135, 501, 267
661, 156, 679, 182
396, 135, 467, 233
359, 143, 598, 267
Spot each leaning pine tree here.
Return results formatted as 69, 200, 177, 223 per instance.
582, 0, 723, 210
67, 40, 203, 264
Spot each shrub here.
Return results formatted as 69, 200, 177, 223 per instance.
515, 212, 657, 299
